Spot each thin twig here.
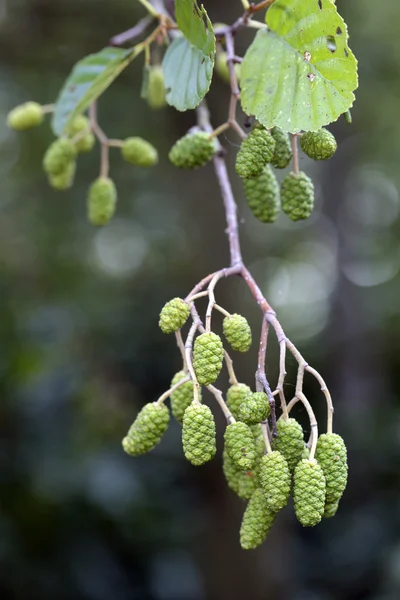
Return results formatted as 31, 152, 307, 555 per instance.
110, 15, 153, 46
175, 330, 187, 371
157, 374, 191, 405
292, 133, 299, 175
184, 320, 201, 404
207, 384, 235, 423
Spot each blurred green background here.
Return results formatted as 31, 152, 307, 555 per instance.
1, 1, 400, 598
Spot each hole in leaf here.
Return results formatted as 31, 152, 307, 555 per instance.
344, 48, 349, 57
307, 73, 316, 82
318, 0, 322, 9
326, 35, 337, 53
336, 26, 343, 35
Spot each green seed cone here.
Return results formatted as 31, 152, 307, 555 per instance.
87, 177, 117, 226
170, 371, 201, 423
315, 433, 348, 504
182, 403, 216, 466
273, 417, 304, 472
300, 128, 337, 161
122, 402, 170, 456
226, 383, 252, 420
302, 445, 311, 460
235, 128, 276, 179
271, 127, 292, 169
240, 488, 276, 550
169, 132, 217, 169
323, 500, 339, 519
48, 161, 76, 191
225, 421, 257, 471
238, 392, 270, 425
7, 102, 43, 131
250, 423, 266, 459
43, 138, 77, 176
222, 313, 252, 352
122, 137, 158, 167
193, 332, 224, 386
293, 459, 326, 526
281, 171, 314, 221
159, 298, 190, 334
243, 165, 280, 223
146, 66, 166, 110
259, 451, 291, 512
222, 448, 259, 500
67, 115, 95, 154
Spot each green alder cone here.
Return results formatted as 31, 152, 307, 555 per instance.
7, 101, 43, 131
182, 403, 216, 466
170, 371, 201, 423
159, 298, 190, 334
122, 137, 158, 167
259, 451, 291, 512
251, 423, 265, 459
87, 177, 117, 226
235, 128, 276, 179
243, 165, 280, 223
271, 127, 292, 169
281, 171, 314, 222
226, 383, 252, 420
240, 488, 276, 550
222, 448, 259, 500
323, 500, 339, 519
273, 417, 304, 472
315, 433, 348, 504
48, 161, 76, 191
300, 128, 337, 161
193, 332, 224, 386
43, 138, 77, 176
222, 313, 252, 352
224, 421, 257, 471
122, 402, 170, 456
238, 392, 270, 425
169, 132, 217, 169
67, 115, 95, 154
302, 445, 311, 460
147, 66, 166, 110
293, 459, 326, 527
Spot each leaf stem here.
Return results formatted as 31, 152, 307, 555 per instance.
138, 0, 159, 18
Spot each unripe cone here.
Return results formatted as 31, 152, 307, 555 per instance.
122, 402, 170, 456
193, 332, 224, 386
271, 127, 292, 169
223, 313, 252, 352
170, 371, 201, 423
169, 132, 217, 169
43, 138, 77, 176
259, 451, 291, 511
293, 459, 326, 526
323, 500, 339, 519
7, 102, 43, 131
273, 417, 304, 472
182, 403, 216, 465
315, 433, 348, 503
251, 424, 265, 459
87, 177, 117, 226
67, 115, 95, 153
300, 128, 337, 161
240, 488, 276, 550
159, 298, 190, 334
302, 445, 311, 460
281, 171, 314, 221
48, 161, 76, 191
146, 66, 166, 110
222, 449, 258, 500
226, 383, 252, 420
235, 128, 276, 179
224, 422, 257, 470
243, 165, 280, 223
122, 137, 158, 167
238, 392, 270, 425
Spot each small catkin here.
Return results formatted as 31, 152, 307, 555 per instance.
259, 451, 291, 512
87, 177, 117, 226
235, 128, 276, 179
169, 132, 217, 169
323, 501, 339, 519
146, 66, 166, 110
67, 115, 95, 153
7, 102, 43, 131
48, 161, 76, 191
43, 138, 77, 176
159, 298, 190, 334
300, 128, 337, 161
224, 421, 257, 471
273, 417, 305, 472
182, 404, 216, 466
170, 371, 201, 423
243, 165, 280, 223
315, 433, 348, 504
238, 392, 270, 425
271, 127, 292, 169
122, 402, 170, 456
240, 488, 276, 550
122, 137, 158, 167
281, 171, 315, 221
222, 313, 252, 352
222, 449, 258, 500
226, 383, 252, 420
293, 459, 326, 527
193, 332, 224, 386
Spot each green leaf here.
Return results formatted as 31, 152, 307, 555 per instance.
52, 47, 136, 136
162, 1, 215, 111
240, 0, 358, 133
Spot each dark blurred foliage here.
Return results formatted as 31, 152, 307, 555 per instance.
0, 1, 400, 599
